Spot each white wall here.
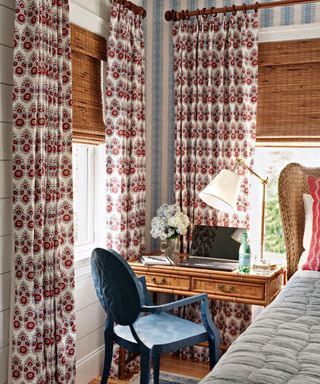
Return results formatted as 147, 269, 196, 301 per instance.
74, 259, 106, 384
72, 0, 110, 22
0, 0, 14, 382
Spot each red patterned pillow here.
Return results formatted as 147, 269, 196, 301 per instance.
302, 176, 320, 271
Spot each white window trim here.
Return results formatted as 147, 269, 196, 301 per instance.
74, 144, 106, 264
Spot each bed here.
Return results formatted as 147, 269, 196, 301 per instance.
199, 163, 320, 384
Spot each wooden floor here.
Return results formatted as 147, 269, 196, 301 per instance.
89, 354, 210, 383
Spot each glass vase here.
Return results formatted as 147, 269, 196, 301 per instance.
160, 237, 178, 259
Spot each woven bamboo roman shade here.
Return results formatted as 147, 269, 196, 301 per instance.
71, 24, 107, 144
257, 38, 320, 143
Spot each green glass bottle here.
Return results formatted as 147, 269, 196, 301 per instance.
239, 230, 251, 273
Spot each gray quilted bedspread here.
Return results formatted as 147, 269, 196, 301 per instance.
200, 270, 320, 384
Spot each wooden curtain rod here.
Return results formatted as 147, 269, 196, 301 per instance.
114, 0, 146, 18
165, 0, 319, 21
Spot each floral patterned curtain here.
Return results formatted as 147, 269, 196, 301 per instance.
12, 0, 75, 383
173, 13, 258, 249
104, 1, 146, 378
173, 12, 258, 355
105, 0, 146, 261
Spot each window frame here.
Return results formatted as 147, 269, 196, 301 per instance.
73, 143, 106, 262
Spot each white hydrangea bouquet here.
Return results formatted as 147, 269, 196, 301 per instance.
150, 204, 189, 240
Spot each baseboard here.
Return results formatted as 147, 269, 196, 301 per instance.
76, 345, 104, 384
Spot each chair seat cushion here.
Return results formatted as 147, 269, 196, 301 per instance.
114, 312, 207, 351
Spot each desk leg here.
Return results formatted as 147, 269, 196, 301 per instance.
119, 347, 126, 380
283, 269, 287, 285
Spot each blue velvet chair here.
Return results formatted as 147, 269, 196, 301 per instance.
91, 248, 220, 384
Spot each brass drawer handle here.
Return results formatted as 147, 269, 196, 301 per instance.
218, 284, 235, 293
151, 277, 167, 285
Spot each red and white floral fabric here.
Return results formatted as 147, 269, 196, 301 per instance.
173, 13, 258, 251
12, 1, 75, 382
172, 13, 258, 353
105, 0, 146, 261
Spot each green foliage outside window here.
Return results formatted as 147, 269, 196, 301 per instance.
264, 199, 286, 254
262, 150, 289, 256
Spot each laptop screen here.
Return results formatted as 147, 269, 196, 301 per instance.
190, 225, 244, 261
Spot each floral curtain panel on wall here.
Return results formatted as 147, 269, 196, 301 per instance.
104, 0, 146, 378
105, 0, 146, 262
173, 12, 259, 354
12, 0, 75, 383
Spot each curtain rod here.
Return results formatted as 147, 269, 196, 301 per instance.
114, 0, 146, 18
165, 0, 319, 21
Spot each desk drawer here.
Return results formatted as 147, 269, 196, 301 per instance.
146, 273, 190, 290
192, 278, 264, 301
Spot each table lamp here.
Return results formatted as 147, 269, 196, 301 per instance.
199, 158, 268, 259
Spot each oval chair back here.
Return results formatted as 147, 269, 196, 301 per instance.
91, 248, 144, 326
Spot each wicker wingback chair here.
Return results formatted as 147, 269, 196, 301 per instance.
278, 163, 320, 279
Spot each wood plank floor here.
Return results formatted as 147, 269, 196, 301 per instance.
89, 354, 210, 383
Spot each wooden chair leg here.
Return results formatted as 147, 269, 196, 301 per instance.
140, 347, 152, 384
152, 351, 160, 384
100, 331, 114, 384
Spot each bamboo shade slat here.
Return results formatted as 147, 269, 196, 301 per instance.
257, 38, 320, 143
71, 24, 106, 144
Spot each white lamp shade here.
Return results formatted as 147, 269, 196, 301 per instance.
231, 228, 245, 243
199, 169, 242, 214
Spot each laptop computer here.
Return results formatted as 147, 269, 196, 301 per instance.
175, 225, 244, 271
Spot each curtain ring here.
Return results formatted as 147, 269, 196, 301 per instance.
211, 7, 217, 17
171, 9, 177, 21
255, 2, 260, 13
223, 6, 228, 15
243, 3, 247, 13
202, 8, 208, 18
232, 5, 237, 15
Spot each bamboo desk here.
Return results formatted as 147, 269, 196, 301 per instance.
130, 262, 287, 306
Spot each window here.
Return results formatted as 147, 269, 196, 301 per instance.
250, 38, 320, 263
73, 143, 106, 261
249, 146, 320, 263
70, 25, 107, 261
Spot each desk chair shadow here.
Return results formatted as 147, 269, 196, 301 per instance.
91, 248, 220, 384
